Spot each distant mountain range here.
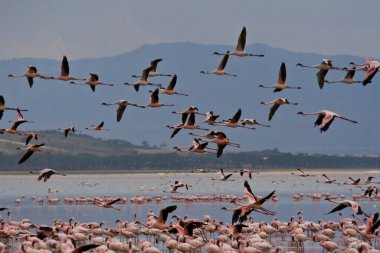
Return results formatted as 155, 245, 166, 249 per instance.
0, 42, 379, 155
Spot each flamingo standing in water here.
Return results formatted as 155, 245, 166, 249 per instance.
70, 73, 114, 92
258, 62, 301, 92
0, 96, 28, 121
41, 55, 85, 81
124, 66, 161, 92
349, 57, 380, 85
102, 100, 145, 122
296, 59, 339, 89
8, 65, 51, 88
200, 51, 237, 77
260, 98, 298, 121
297, 110, 357, 132
131, 58, 172, 78
213, 27, 264, 57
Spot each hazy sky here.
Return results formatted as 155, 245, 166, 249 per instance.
1, 0, 379, 61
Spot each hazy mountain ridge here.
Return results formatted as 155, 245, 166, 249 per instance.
0, 42, 378, 155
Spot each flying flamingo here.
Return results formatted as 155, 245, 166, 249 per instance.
297, 110, 357, 132
189, 130, 218, 139
154, 75, 188, 96
296, 59, 339, 89
17, 143, 48, 164
216, 108, 256, 130
25, 132, 39, 145
124, 66, 161, 92
200, 51, 237, 77
131, 58, 172, 78
213, 27, 264, 57
102, 100, 145, 122
260, 98, 298, 121
324, 197, 368, 216
57, 126, 78, 137
29, 168, 66, 182
291, 168, 315, 177
41, 55, 85, 81
325, 67, 361, 84
70, 73, 114, 92
349, 57, 380, 85
85, 121, 110, 131
201, 111, 220, 125
167, 113, 209, 138
172, 106, 203, 124
198, 131, 240, 158
8, 65, 51, 88
92, 197, 122, 211
0, 109, 28, 135
145, 88, 174, 108
240, 118, 270, 127
173, 138, 215, 154
212, 169, 234, 181
258, 62, 301, 92
316, 174, 336, 184
0, 96, 28, 121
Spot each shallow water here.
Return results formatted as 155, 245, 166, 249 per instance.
0, 170, 378, 226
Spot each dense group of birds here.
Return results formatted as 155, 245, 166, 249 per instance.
0, 26, 380, 252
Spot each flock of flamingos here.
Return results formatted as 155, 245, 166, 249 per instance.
0, 26, 380, 252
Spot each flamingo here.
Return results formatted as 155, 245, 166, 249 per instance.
70, 73, 114, 92
200, 111, 220, 125
154, 75, 188, 96
17, 143, 47, 164
296, 59, 339, 89
145, 88, 174, 108
173, 138, 215, 154
189, 130, 218, 139
291, 168, 315, 177
212, 169, 234, 181
240, 118, 270, 127
166, 181, 189, 193
85, 121, 110, 131
167, 113, 209, 138
92, 197, 122, 211
102, 100, 145, 122
216, 108, 256, 130
0, 96, 28, 121
325, 67, 361, 84
172, 106, 203, 124
131, 58, 172, 78
316, 174, 337, 184
350, 57, 380, 85
297, 110, 357, 132
198, 131, 240, 158
124, 66, 161, 92
42, 55, 85, 81
25, 132, 39, 145
200, 51, 237, 77
8, 65, 51, 88
324, 197, 368, 216
213, 27, 264, 57
258, 62, 301, 92
57, 126, 78, 138
0, 109, 28, 135
29, 168, 66, 182
260, 98, 298, 121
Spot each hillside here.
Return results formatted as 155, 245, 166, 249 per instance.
0, 42, 379, 156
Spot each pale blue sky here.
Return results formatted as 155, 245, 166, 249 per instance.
1, 0, 379, 60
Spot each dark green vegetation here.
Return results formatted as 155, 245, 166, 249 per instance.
1, 131, 379, 171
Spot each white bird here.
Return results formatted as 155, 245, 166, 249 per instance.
200, 51, 237, 77
297, 110, 357, 132
70, 73, 114, 92
296, 59, 338, 89
102, 100, 145, 122
124, 66, 161, 92
260, 98, 298, 121
213, 27, 264, 57
30, 168, 66, 182
259, 62, 301, 92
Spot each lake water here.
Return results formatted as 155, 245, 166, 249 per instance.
0, 170, 378, 226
